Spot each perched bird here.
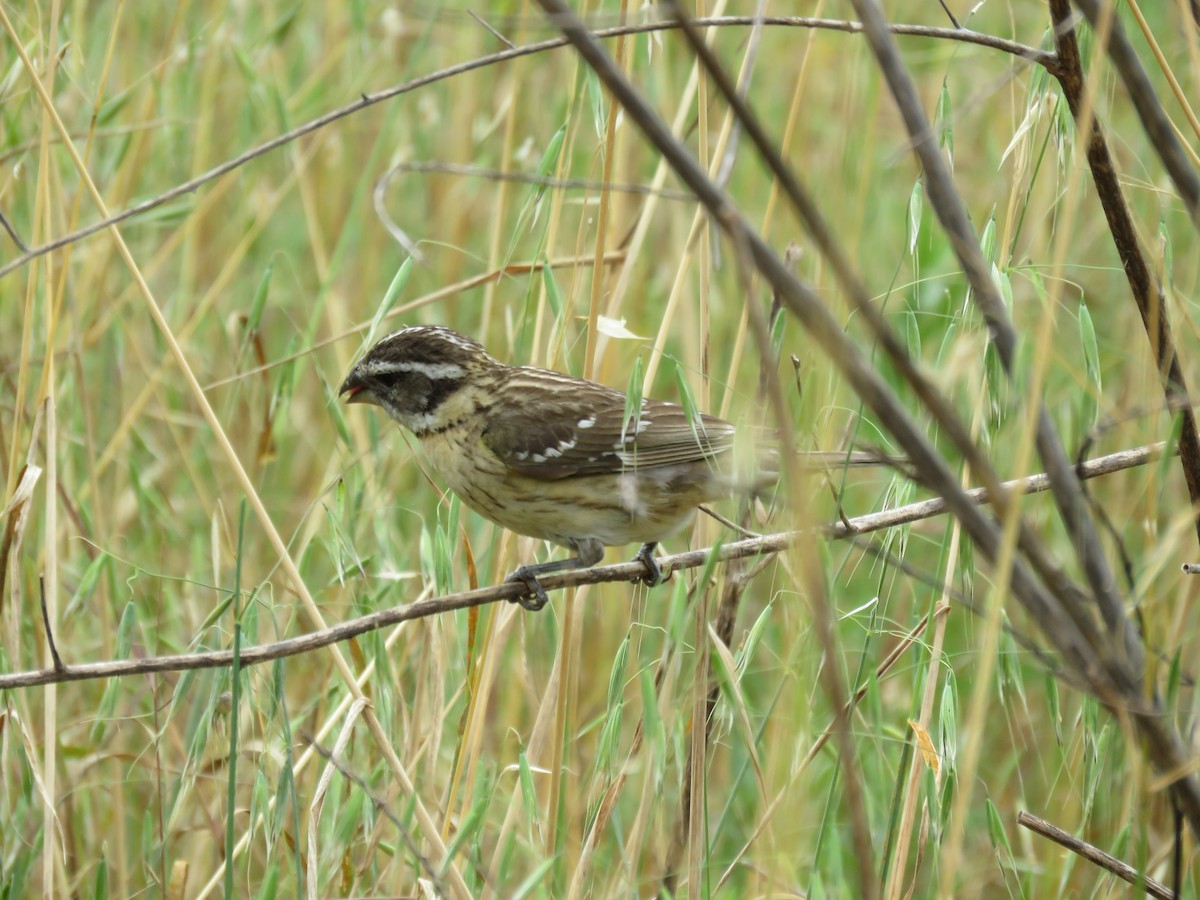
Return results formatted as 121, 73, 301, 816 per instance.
339, 325, 770, 610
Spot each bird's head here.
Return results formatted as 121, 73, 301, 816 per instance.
339, 326, 496, 434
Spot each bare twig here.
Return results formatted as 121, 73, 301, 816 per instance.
372, 160, 694, 258
540, 0, 1200, 839
936, 0, 962, 29
377, 159, 695, 201
38, 575, 64, 673
0, 456, 1163, 708
850, 0, 1135, 653
0, 120, 174, 165
0, 17, 1047, 279
1049, 0, 1200, 548
0, 211, 29, 253
1071, 0, 1200, 229
1017, 810, 1174, 899
199, 251, 628, 391
467, 9, 516, 49
658, 0, 1103, 674
849, 0, 1200, 844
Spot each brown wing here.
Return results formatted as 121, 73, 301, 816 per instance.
481, 366, 735, 481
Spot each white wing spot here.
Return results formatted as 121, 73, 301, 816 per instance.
618, 473, 645, 516
577, 416, 596, 429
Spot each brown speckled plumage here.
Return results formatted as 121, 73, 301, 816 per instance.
340, 325, 768, 608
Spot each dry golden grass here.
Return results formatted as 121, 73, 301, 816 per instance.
2, 1, 1200, 897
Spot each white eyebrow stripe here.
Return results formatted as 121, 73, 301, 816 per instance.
358, 360, 465, 379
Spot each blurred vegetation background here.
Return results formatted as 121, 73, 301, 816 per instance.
2, 1, 1200, 897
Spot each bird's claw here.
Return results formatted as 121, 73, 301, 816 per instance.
505, 568, 551, 611
633, 543, 666, 587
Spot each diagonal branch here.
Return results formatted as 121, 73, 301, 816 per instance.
537, 0, 1096, 682
1048, 0, 1200, 547
0, 442, 1165, 692
1070, 0, 1200, 229
847, 0, 1137, 653
1017, 810, 1174, 899
848, 0, 1200, 845
539, 0, 1200, 839
659, 1, 1112, 676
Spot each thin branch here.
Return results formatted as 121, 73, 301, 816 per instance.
0, 120, 175, 165
466, 9, 517, 50
540, 0, 1101, 695
1071, 0, 1200, 229
302, 734, 448, 894
0, 441, 1165, 690
377, 159, 697, 201
0, 17, 1048, 279
38, 575, 64, 673
935, 0, 962, 29
660, 0, 1108, 680
847, 0, 1146, 705
1017, 810, 1174, 899
372, 160, 695, 260
0, 211, 28, 253
199, 251, 628, 391
850, 0, 1200, 839
1049, 0, 1200, 547
542, 0, 1200, 839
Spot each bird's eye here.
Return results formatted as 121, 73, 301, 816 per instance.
389, 369, 431, 395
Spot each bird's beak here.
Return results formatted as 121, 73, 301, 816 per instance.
339, 371, 379, 406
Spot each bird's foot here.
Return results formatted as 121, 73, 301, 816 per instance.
504, 567, 551, 611
632, 542, 666, 587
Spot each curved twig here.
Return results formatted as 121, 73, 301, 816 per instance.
0, 442, 1164, 691
371, 160, 697, 260
0, 16, 1048, 279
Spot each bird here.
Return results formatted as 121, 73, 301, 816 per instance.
338, 325, 772, 610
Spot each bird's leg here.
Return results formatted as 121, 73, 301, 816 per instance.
632, 542, 665, 587
505, 538, 605, 611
